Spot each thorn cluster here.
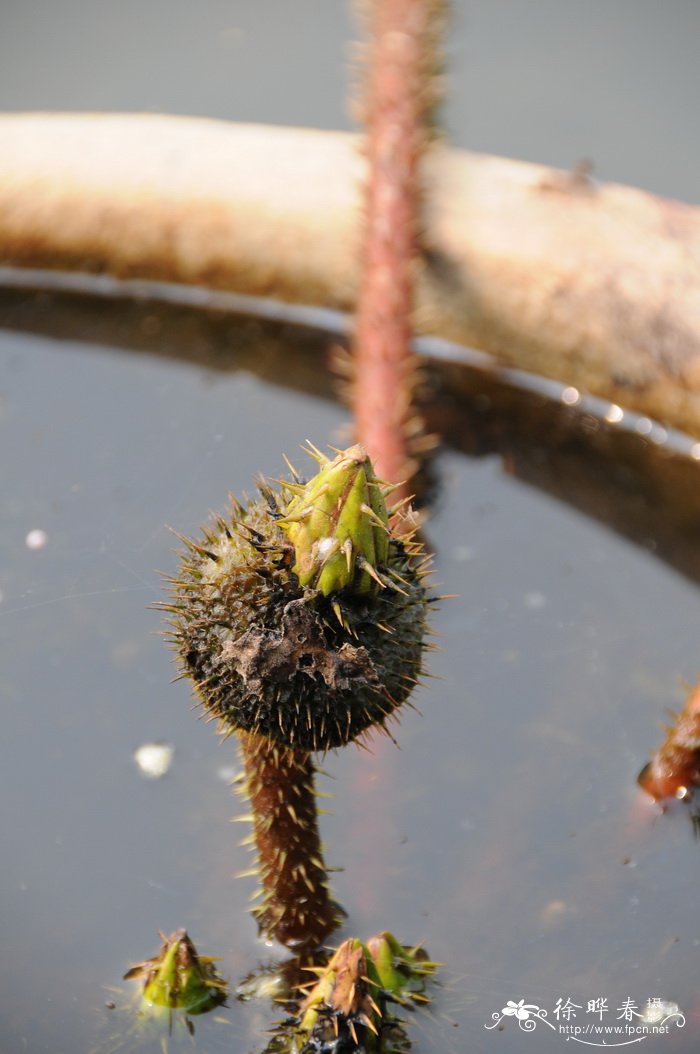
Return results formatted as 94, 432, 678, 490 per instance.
161, 444, 431, 752
277, 443, 393, 598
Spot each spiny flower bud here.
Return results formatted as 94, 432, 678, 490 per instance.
124, 930, 227, 1016
162, 444, 431, 752
268, 933, 438, 1053
277, 444, 390, 597
298, 939, 378, 1047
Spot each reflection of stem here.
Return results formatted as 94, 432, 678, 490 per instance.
239, 732, 341, 949
348, 0, 443, 916
353, 0, 442, 493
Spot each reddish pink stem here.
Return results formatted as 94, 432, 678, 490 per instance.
353, 0, 435, 493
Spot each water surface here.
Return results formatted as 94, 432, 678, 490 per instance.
1, 298, 700, 1052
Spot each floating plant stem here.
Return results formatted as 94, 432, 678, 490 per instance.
351, 0, 445, 490
639, 680, 700, 803
162, 445, 430, 948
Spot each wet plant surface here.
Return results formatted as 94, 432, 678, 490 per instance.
2, 297, 700, 1052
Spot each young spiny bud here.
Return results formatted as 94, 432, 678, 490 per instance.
124, 929, 227, 1016
277, 444, 390, 597
162, 444, 430, 752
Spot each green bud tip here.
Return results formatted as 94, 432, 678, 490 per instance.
124, 930, 227, 1016
278, 444, 391, 597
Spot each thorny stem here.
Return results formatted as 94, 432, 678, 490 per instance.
234, 0, 443, 953
239, 732, 342, 949
353, 0, 442, 494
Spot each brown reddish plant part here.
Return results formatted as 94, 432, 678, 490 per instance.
350, 0, 445, 495
237, 733, 342, 949
639, 681, 700, 802
298, 939, 380, 1049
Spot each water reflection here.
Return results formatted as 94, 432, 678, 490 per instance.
2, 291, 700, 1053
1, 280, 699, 586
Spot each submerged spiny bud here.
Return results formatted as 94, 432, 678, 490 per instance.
162, 444, 431, 752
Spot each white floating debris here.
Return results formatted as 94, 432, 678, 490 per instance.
25, 529, 48, 550
539, 899, 570, 927
524, 591, 547, 610
561, 386, 580, 406
604, 403, 624, 424
635, 417, 653, 436
691, 443, 700, 461
452, 544, 474, 562
133, 741, 175, 779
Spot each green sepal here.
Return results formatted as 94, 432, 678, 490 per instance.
364, 931, 438, 1001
